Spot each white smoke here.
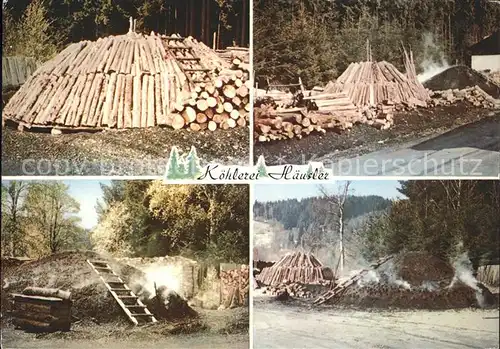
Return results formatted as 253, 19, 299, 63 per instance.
130, 265, 183, 301
354, 263, 411, 290
420, 281, 439, 292
356, 270, 380, 287
417, 33, 450, 83
448, 252, 480, 291
393, 279, 412, 290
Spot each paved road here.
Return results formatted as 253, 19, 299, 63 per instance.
254, 297, 500, 349
322, 117, 500, 177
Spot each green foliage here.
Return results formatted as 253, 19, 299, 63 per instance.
24, 182, 82, 253
1, 181, 28, 256
254, 195, 392, 231
93, 181, 249, 263
358, 181, 500, 266
4, 0, 248, 57
254, 0, 500, 88
1, 181, 87, 257
2, 0, 61, 61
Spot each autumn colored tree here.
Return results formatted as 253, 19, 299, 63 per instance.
23, 182, 83, 254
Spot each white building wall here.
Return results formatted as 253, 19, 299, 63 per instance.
471, 55, 500, 72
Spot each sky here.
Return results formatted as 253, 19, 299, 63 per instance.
253, 180, 404, 203
64, 180, 110, 229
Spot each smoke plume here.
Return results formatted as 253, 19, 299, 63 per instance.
417, 33, 450, 83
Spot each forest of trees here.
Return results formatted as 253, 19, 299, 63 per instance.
254, 193, 392, 251
92, 181, 249, 263
358, 180, 500, 268
2, 0, 249, 62
254, 0, 500, 87
2, 181, 249, 264
1, 181, 89, 258
254, 181, 499, 270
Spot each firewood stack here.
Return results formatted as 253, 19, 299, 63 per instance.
10, 287, 72, 332
257, 251, 331, 287
429, 86, 498, 109
264, 281, 330, 299
220, 265, 249, 309
254, 104, 330, 142
170, 56, 251, 131
3, 28, 249, 132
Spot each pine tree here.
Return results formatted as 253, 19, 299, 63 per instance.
186, 146, 202, 179
166, 147, 180, 179
256, 155, 268, 178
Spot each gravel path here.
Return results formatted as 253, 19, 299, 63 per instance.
253, 295, 499, 349
2, 125, 249, 176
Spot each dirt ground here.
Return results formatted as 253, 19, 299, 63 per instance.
1, 124, 249, 176
253, 103, 499, 166
253, 294, 499, 349
1, 307, 249, 349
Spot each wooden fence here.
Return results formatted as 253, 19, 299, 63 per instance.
2, 57, 39, 89
477, 264, 499, 286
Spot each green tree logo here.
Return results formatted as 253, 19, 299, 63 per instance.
256, 155, 268, 178
165, 146, 186, 179
186, 146, 202, 179
165, 146, 204, 180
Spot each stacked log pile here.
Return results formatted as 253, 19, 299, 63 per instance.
263, 281, 330, 299
217, 47, 250, 65
220, 265, 249, 309
169, 56, 251, 131
257, 251, 331, 286
3, 29, 249, 132
255, 53, 433, 141
429, 86, 498, 109
255, 89, 295, 108
254, 104, 330, 142
10, 287, 72, 332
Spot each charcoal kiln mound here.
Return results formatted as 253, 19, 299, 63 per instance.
257, 251, 333, 287
328, 252, 485, 309
424, 65, 500, 99
3, 28, 250, 132
1, 251, 196, 324
380, 251, 455, 288
336, 281, 477, 309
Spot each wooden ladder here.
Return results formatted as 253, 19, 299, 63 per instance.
164, 35, 211, 84
87, 260, 157, 325
313, 255, 394, 306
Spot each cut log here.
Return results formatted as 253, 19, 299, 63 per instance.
171, 113, 185, 129
182, 106, 197, 124
208, 120, 217, 131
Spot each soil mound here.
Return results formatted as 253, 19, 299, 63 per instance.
1, 251, 196, 323
424, 65, 500, 98
384, 251, 455, 287
2, 251, 125, 323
